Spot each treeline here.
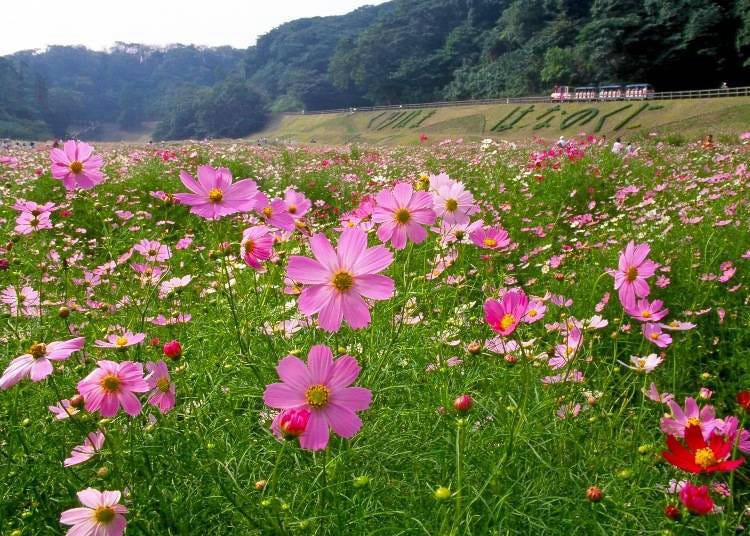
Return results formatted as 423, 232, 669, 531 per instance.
2, 0, 749, 140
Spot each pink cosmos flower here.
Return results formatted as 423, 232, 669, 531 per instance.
263, 345, 372, 450
77, 361, 149, 417
145, 360, 176, 414
286, 228, 394, 332
60, 488, 127, 536
254, 192, 296, 231
94, 331, 145, 349
432, 182, 478, 225
372, 182, 436, 250
283, 188, 312, 219
623, 353, 664, 373
49, 399, 82, 420
643, 382, 674, 404
625, 298, 668, 322
50, 140, 105, 191
1, 285, 40, 317
64, 430, 105, 467
133, 239, 171, 263
241, 225, 274, 269
484, 289, 529, 337
661, 397, 721, 440
642, 322, 672, 348
522, 299, 546, 323
0, 337, 85, 390
470, 225, 512, 250
159, 275, 192, 298
174, 166, 258, 220
612, 241, 657, 309
15, 211, 53, 235
549, 327, 583, 369
12, 199, 57, 214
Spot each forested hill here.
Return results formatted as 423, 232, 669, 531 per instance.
2, 0, 749, 140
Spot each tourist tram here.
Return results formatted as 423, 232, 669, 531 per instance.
550, 84, 654, 101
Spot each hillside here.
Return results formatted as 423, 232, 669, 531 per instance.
259, 97, 750, 144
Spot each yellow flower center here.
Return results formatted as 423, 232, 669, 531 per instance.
305, 384, 330, 408
100, 374, 121, 393
208, 188, 223, 203
483, 237, 497, 247
93, 506, 116, 524
650, 332, 659, 340
636, 358, 646, 369
156, 377, 171, 393
262, 207, 273, 217
499, 313, 515, 331
444, 198, 459, 212
69, 161, 83, 174
641, 311, 651, 318
625, 266, 638, 282
687, 417, 701, 426
694, 447, 716, 469
115, 336, 129, 347
332, 270, 354, 292
29, 342, 47, 359
288, 204, 297, 214
527, 309, 537, 318
395, 208, 411, 224
565, 346, 575, 356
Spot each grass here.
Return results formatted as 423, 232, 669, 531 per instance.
0, 136, 749, 534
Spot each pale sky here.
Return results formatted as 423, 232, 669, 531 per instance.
0, 0, 390, 55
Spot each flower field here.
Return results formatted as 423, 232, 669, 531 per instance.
1, 135, 749, 534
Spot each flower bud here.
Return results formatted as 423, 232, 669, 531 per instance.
278, 407, 311, 439
70, 394, 85, 408
353, 475, 370, 488
97, 466, 110, 478
255, 480, 267, 490
664, 504, 681, 520
58, 306, 70, 318
434, 486, 451, 500
453, 394, 473, 413
163, 340, 182, 360
586, 486, 603, 502
0, 258, 9, 270
467, 341, 482, 355
737, 390, 750, 413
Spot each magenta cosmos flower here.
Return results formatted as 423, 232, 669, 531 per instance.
94, 331, 145, 349
484, 289, 529, 337
254, 192, 296, 231
77, 361, 149, 417
283, 188, 312, 219
0, 337, 85, 390
64, 430, 105, 467
133, 239, 171, 263
174, 166, 258, 220
60, 488, 127, 536
642, 322, 672, 348
50, 140, 105, 191
612, 241, 657, 309
286, 228, 395, 332
15, 211, 53, 235
625, 298, 669, 322
263, 345, 372, 450
372, 181, 436, 250
470, 225, 512, 250
241, 225, 275, 269
145, 360, 176, 414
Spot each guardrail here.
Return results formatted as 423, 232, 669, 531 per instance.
285, 86, 750, 115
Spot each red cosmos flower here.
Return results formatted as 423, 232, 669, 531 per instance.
678, 482, 714, 515
737, 390, 750, 413
662, 423, 744, 474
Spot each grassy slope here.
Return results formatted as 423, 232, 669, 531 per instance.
258, 96, 750, 145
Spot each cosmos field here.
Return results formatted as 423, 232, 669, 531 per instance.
0, 134, 749, 535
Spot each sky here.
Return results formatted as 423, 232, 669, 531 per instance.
0, 0, 390, 55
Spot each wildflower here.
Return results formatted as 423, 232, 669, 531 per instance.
174, 166, 258, 220
372, 181, 436, 249
263, 345, 372, 450
240, 225, 274, 269
0, 338, 85, 390
678, 482, 714, 515
661, 397, 721, 439
625, 298, 668, 323
14, 211, 53, 235
133, 239, 171, 263
60, 488, 127, 535
470, 225, 512, 250
522, 298, 546, 324
145, 361, 176, 414
664, 504, 681, 520
484, 289, 529, 337
453, 394, 473, 413
549, 327, 583, 369
737, 390, 750, 413
1, 285, 40, 317
432, 181, 478, 224
611, 241, 657, 309
644, 382, 674, 403
642, 323, 672, 348
94, 331, 145, 349
50, 140, 105, 190
77, 361, 149, 417
286, 228, 394, 332
254, 192, 296, 231
283, 188, 311, 219
622, 353, 664, 373
64, 430, 105, 467
49, 398, 82, 420
664, 424, 741, 474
